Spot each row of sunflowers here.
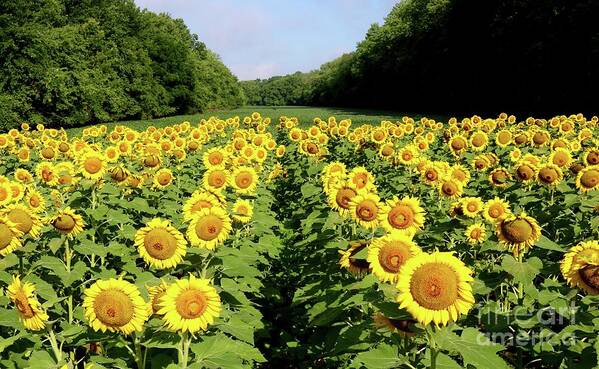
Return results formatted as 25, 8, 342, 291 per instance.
0, 112, 597, 368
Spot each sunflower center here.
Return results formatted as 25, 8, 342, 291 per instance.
0, 188, 8, 201
501, 218, 533, 243
488, 204, 504, 218
144, 228, 177, 260
41, 147, 55, 159
580, 170, 599, 188
0, 224, 15, 250
7, 209, 33, 234
410, 263, 459, 310
552, 152, 569, 166
93, 290, 134, 328
387, 205, 413, 229
15, 292, 35, 318
579, 265, 599, 291
352, 174, 368, 189
29, 196, 40, 207
175, 289, 208, 319
235, 171, 253, 189
208, 171, 226, 187
195, 215, 223, 241
470, 228, 482, 239
53, 214, 76, 232
158, 173, 172, 185
335, 188, 356, 209
306, 143, 318, 154
402, 151, 412, 161
84, 157, 102, 174
357, 200, 378, 221
451, 138, 465, 151
497, 131, 511, 144
587, 152, 599, 165
209, 152, 223, 165
516, 165, 535, 180
533, 132, 547, 145
472, 134, 486, 147
467, 203, 477, 212
378, 241, 410, 273
539, 167, 558, 184
441, 181, 458, 196
426, 169, 438, 181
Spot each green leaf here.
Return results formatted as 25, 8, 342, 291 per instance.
535, 235, 565, 252
435, 327, 510, 369
351, 344, 405, 369
191, 334, 265, 368
500, 255, 542, 285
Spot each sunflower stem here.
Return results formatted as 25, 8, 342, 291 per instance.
426, 326, 438, 369
134, 334, 145, 369
178, 332, 191, 368
47, 326, 63, 363
517, 253, 524, 300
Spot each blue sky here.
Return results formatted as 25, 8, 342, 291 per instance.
135, 0, 398, 80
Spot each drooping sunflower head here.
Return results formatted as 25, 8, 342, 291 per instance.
50, 207, 84, 239
381, 196, 425, 236
186, 207, 232, 250
135, 218, 187, 270
6, 275, 48, 330
157, 275, 221, 333
496, 212, 541, 257
536, 163, 563, 187
367, 234, 422, 283
83, 278, 149, 334
465, 223, 487, 245
348, 193, 382, 229
232, 199, 253, 223
2, 204, 42, 238
560, 241, 599, 295
397, 252, 475, 326
575, 165, 599, 193
339, 240, 371, 276
373, 313, 416, 337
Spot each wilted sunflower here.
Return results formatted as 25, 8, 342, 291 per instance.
380, 196, 425, 236
575, 165, 599, 193
232, 199, 253, 223
460, 197, 484, 218
157, 275, 221, 333
1, 204, 42, 238
397, 252, 474, 326
482, 197, 511, 223
0, 216, 23, 256
6, 276, 48, 330
348, 193, 382, 229
231, 166, 258, 195
560, 241, 599, 295
187, 207, 232, 250
49, 207, 84, 238
536, 163, 563, 187
339, 240, 370, 276
496, 212, 541, 257
373, 313, 416, 337
327, 184, 357, 218
367, 234, 421, 283
135, 218, 187, 269
79, 151, 106, 181
182, 190, 224, 222
83, 278, 149, 334
465, 223, 487, 244
438, 176, 464, 199
153, 168, 174, 190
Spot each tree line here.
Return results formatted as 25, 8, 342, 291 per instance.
0, 0, 245, 130
241, 0, 599, 116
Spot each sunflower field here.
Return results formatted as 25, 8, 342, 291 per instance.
0, 112, 597, 369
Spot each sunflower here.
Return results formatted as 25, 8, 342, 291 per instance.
322, 162, 347, 179
396, 252, 474, 326
459, 197, 483, 218
6, 276, 48, 330
0, 217, 23, 256
1, 204, 42, 238
203, 147, 227, 168
482, 197, 511, 223
380, 197, 425, 236
24, 188, 46, 213
367, 234, 421, 283
231, 166, 258, 195
348, 193, 382, 229
0, 182, 12, 206
420, 162, 443, 186
79, 151, 107, 181
373, 313, 416, 337
182, 190, 224, 222
536, 163, 563, 187
203, 167, 229, 192
495, 129, 512, 147
448, 135, 468, 155
397, 145, 419, 165
560, 241, 599, 295
582, 147, 599, 166
549, 148, 572, 168
135, 218, 187, 269
327, 184, 357, 218
449, 165, 470, 184
339, 240, 370, 276
83, 278, 149, 334
438, 176, 463, 199
232, 199, 253, 223
14, 169, 33, 184
153, 168, 174, 190
187, 207, 232, 250
347, 167, 376, 193
157, 275, 221, 333
575, 165, 599, 193
465, 223, 487, 244
469, 131, 489, 151
49, 207, 84, 239
496, 212, 541, 257
147, 282, 170, 315
513, 161, 537, 183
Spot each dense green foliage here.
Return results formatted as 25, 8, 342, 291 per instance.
241, 0, 599, 115
0, 0, 245, 130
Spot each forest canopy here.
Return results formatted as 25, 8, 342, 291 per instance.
241, 0, 599, 116
0, 0, 245, 130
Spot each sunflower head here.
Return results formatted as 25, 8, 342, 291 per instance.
496, 212, 541, 257
187, 207, 232, 250
339, 240, 370, 276
561, 241, 599, 295
381, 197, 425, 235
6, 276, 48, 330
349, 193, 382, 229
50, 207, 84, 238
135, 218, 187, 269
576, 165, 599, 193
367, 234, 421, 283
